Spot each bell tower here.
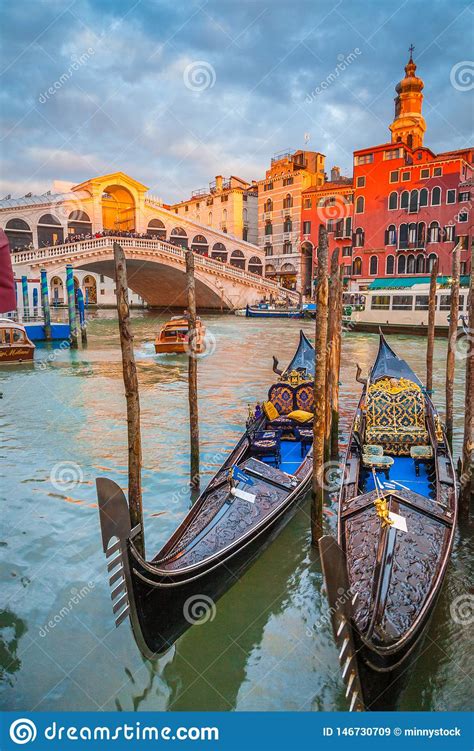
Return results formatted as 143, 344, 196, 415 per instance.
389, 46, 426, 150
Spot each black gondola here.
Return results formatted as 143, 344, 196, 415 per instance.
97, 331, 316, 658
319, 333, 458, 711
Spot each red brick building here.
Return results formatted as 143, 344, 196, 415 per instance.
303, 52, 473, 290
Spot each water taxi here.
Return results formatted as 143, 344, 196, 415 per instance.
154, 316, 206, 354
0, 318, 35, 363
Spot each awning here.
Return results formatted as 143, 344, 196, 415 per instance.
368, 276, 469, 290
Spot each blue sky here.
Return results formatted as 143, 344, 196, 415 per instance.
1, 0, 472, 202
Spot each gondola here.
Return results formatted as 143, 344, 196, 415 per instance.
97, 331, 316, 658
319, 332, 458, 711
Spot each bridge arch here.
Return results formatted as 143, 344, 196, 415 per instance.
230, 249, 245, 270
210, 242, 227, 263
170, 227, 188, 248
147, 218, 166, 239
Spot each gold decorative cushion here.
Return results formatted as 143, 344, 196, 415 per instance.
287, 409, 313, 423
263, 401, 279, 421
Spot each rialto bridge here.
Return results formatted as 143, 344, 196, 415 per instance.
3, 171, 297, 309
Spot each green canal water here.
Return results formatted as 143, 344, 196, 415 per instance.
0, 312, 471, 712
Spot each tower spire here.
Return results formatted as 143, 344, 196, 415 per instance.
389, 48, 426, 150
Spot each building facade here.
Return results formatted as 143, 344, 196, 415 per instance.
258, 150, 325, 295
168, 175, 258, 245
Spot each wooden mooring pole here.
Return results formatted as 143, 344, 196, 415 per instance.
312, 225, 329, 545
40, 269, 52, 340
66, 264, 78, 349
460, 249, 473, 514
186, 250, 200, 489
331, 266, 344, 460
446, 245, 460, 450
113, 242, 145, 557
426, 259, 438, 395
325, 249, 340, 458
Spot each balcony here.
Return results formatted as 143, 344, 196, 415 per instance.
262, 211, 272, 220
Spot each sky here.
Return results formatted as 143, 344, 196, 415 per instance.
0, 0, 473, 203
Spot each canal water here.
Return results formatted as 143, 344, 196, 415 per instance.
1, 312, 471, 712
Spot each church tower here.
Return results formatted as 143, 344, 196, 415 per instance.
389, 47, 426, 150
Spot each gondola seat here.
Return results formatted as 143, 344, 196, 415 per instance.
294, 383, 315, 413
249, 430, 281, 467
410, 445, 434, 476
362, 453, 394, 480
295, 427, 313, 456
365, 377, 429, 455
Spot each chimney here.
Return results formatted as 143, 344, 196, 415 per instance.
330, 166, 341, 182
215, 175, 223, 191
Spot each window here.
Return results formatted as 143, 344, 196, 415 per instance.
384, 147, 402, 160
283, 193, 293, 209
409, 189, 418, 212
447, 189, 456, 204
386, 255, 395, 274
427, 254, 437, 272
342, 246, 352, 257
327, 219, 334, 232
419, 188, 428, 207
431, 187, 441, 206
303, 220, 311, 235
389, 192, 398, 210
428, 221, 440, 243
221, 195, 228, 202
392, 295, 413, 310
415, 295, 430, 310
399, 223, 408, 249
355, 153, 373, 165
335, 219, 344, 238
385, 225, 396, 245
100, 274, 105, 283
416, 255, 425, 273
445, 224, 455, 241
264, 244, 273, 256
265, 222, 272, 236
406, 254, 415, 274
408, 222, 417, 244
371, 295, 390, 310
303, 198, 312, 209
401, 171, 410, 181
352, 257, 362, 275
458, 210, 468, 223
400, 191, 409, 209
417, 222, 426, 247
283, 241, 292, 254
283, 217, 292, 232
420, 168, 430, 179
389, 170, 399, 183
355, 196, 365, 213
433, 167, 442, 177
185, 205, 189, 212
344, 217, 352, 237
397, 255, 406, 274
264, 182, 273, 191
264, 199, 273, 212
369, 255, 378, 275
439, 295, 452, 311
460, 262, 467, 275
459, 191, 470, 202
354, 228, 365, 247
208, 212, 212, 225
100, 289, 105, 295
343, 265, 352, 275
283, 177, 294, 186
356, 176, 366, 187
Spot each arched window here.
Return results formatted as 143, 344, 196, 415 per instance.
352, 257, 362, 275
386, 255, 395, 275
354, 228, 364, 247
398, 255, 406, 274
388, 191, 398, 210
385, 224, 396, 245
265, 221, 272, 236
369, 255, 378, 275
283, 217, 292, 233
248, 256, 263, 275
427, 253, 438, 272
211, 242, 227, 263
4, 218, 33, 250
283, 241, 292, 254
431, 187, 441, 206
419, 188, 428, 207
408, 222, 417, 244
230, 249, 245, 269
409, 189, 418, 213
345, 216, 352, 236
416, 255, 425, 274
67, 210, 92, 236
264, 198, 273, 212
407, 254, 415, 274
283, 194, 293, 209
355, 196, 364, 214
428, 221, 440, 243
400, 191, 409, 210
191, 234, 209, 256
147, 218, 166, 239
417, 222, 426, 247
38, 213, 63, 247
170, 226, 188, 248
399, 223, 408, 249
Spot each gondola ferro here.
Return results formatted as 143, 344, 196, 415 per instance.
319, 332, 458, 711
97, 331, 316, 657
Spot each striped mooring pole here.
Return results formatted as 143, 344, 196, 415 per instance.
21, 275, 29, 320
76, 288, 88, 346
66, 264, 78, 349
40, 269, 51, 340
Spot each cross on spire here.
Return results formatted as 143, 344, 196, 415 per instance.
409, 44, 415, 59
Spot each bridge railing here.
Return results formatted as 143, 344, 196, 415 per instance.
11, 237, 300, 302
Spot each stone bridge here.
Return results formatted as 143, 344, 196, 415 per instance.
11, 236, 300, 310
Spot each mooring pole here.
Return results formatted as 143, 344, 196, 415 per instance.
40, 269, 51, 340
460, 248, 473, 515
446, 245, 460, 449
65, 264, 78, 349
312, 225, 329, 545
113, 242, 145, 557
186, 249, 200, 489
426, 259, 439, 395
325, 249, 339, 457
21, 275, 30, 320
330, 265, 344, 460
77, 288, 88, 346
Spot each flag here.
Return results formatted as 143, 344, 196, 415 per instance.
231, 466, 255, 486
0, 229, 16, 313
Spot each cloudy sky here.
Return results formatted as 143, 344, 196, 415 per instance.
1, 0, 472, 202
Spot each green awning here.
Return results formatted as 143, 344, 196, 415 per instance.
368, 276, 469, 290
